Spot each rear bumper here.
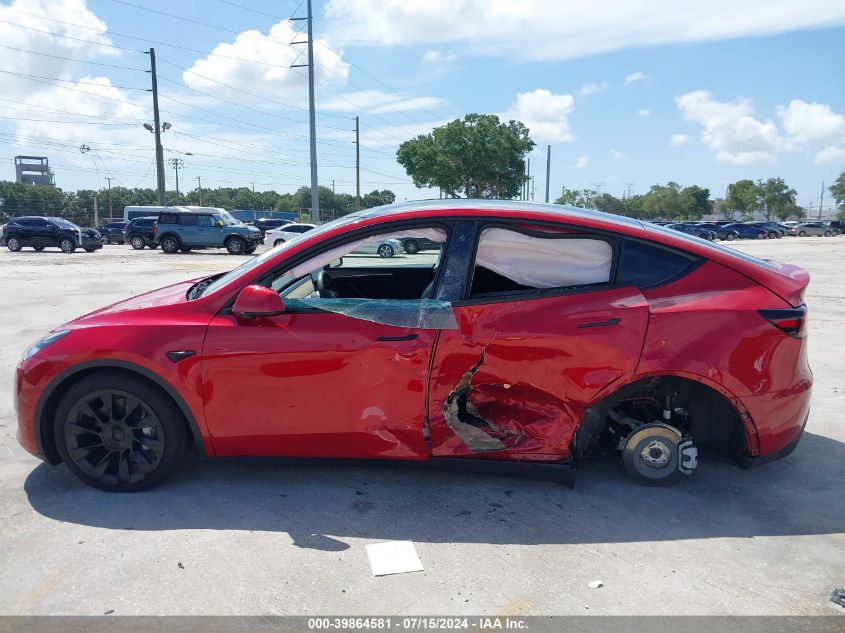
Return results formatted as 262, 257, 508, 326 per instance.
739, 408, 808, 468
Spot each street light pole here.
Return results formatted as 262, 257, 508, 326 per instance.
196, 176, 202, 206
105, 177, 113, 218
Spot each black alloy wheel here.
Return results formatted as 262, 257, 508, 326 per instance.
55, 374, 186, 491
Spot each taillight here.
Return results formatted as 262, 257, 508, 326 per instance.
264, 231, 269, 238
759, 306, 806, 337
152, 222, 158, 236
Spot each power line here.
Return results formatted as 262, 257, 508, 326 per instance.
0, 69, 148, 92
0, 43, 148, 71
0, 71, 148, 109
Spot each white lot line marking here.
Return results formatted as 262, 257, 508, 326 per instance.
366, 540, 424, 576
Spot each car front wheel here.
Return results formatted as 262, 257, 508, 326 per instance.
130, 235, 146, 250
799, 231, 807, 237
274, 239, 284, 247
161, 236, 180, 254
6, 237, 22, 252
378, 244, 395, 258
403, 239, 420, 254
54, 373, 187, 492
103, 235, 111, 244
824, 231, 832, 237
226, 236, 246, 255
59, 237, 76, 253
726, 233, 736, 241
756, 232, 766, 239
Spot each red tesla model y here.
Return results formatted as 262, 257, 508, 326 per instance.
15, 200, 812, 491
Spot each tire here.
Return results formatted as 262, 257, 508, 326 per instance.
622, 423, 685, 486
377, 244, 395, 258
403, 239, 420, 254
54, 372, 187, 492
84, 247, 97, 253
130, 235, 146, 250
59, 237, 76, 253
34, 246, 45, 252
103, 235, 111, 245
160, 235, 180, 254
726, 233, 736, 241
799, 231, 807, 237
225, 236, 246, 255
274, 239, 284, 247
6, 236, 22, 252
824, 231, 831, 237
756, 232, 766, 240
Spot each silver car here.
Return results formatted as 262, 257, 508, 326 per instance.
350, 238, 404, 258
795, 223, 833, 237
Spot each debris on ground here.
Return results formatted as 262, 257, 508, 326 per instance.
831, 587, 845, 608
366, 541, 424, 577
177, 562, 184, 569
588, 580, 604, 589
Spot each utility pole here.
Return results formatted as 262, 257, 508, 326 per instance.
196, 176, 202, 206
147, 48, 166, 206
93, 196, 99, 228
592, 182, 604, 196
530, 176, 535, 201
291, 0, 319, 222
355, 115, 360, 211
105, 177, 113, 218
169, 158, 183, 203
331, 179, 335, 194
544, 145, 551, 203
526, 158, 531, 201
819, 182, 825, 220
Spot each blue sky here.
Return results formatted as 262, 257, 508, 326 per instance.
1, 0, 844, 212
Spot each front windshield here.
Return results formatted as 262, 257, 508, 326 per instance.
51, 218, 79, 230
213, 211, 240, 226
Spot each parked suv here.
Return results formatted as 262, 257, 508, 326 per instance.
4, 216, 103, 253
248, 218, 293, 233
125, 217, 159, 250
154, 208, 263, 254
97, 222, 127, 244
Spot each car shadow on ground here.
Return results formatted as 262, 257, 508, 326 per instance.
23, 431, 844, 550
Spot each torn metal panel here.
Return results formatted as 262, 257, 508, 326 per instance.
284, 298, 458, 330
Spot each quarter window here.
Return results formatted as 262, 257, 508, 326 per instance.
617, 239, 698, 288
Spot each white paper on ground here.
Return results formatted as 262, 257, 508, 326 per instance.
366, 540, 424, 576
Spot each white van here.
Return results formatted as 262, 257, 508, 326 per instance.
123, 205, 189, 222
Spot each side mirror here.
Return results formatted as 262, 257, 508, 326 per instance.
328, 258, 343, 268
232, 285, 285, 319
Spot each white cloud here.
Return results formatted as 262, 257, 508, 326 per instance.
575, 155, 589, 168
325, 1, 845, 61
610, 149, 626, 160
504, 89, 575, 143
675, 90, 786, 164
625, 72, 648, 84
320, 90, 442, 114
184, 21, 349, 101
670, 133, 690, 146
814, 146, 845, 164
638, 108, 651, 117
576, 81, 609, 96
422, 49, 456, 64
0, 0, 114, 100
777, 100, 845, 144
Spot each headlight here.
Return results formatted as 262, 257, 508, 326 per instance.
23, 329, 71, 361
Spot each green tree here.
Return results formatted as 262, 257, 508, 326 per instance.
830, 170, 845, 218
758, 177, 797, 221
680, 185, 712, 220
643, 182, 684, 219
554, 188, 596, 208
593, 193, 625, 215
397, 113, 534, 198
725, 179, 760, 220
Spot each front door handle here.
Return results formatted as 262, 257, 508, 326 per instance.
376, 334, 418, 342
577, 317, 621, 329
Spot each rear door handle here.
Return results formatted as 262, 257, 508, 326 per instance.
577, 317, 621, 329
376, 334, 418, 341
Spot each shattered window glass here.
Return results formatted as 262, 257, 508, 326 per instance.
284, 298, 458, 330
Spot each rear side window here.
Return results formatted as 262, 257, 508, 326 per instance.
180, 215, 198, 226
159, 213, 178, 224
470, 227, 613, 298
617, 239, 698, 288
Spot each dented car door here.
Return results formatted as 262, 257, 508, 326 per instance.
426, 224, 650, 461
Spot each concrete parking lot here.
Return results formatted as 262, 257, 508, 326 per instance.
0, 238, 843, 616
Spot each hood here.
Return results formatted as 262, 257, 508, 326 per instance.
67, 279, 200, 325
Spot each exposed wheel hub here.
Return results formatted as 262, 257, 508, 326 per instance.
640, 439, 671, 469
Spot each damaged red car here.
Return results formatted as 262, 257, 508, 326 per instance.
15, 200, 812, 491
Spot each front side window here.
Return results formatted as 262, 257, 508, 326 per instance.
197, 215, 215, 227
470, 227, 613, 298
